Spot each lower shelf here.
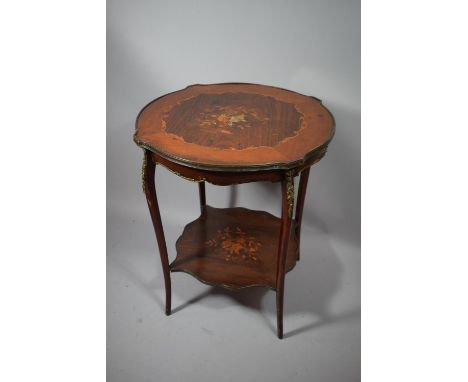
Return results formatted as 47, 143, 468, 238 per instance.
170, 206, 298, 290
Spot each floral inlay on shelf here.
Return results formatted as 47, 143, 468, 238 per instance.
205, 226, 262, 264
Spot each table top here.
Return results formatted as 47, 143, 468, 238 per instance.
134, 83, 335, 171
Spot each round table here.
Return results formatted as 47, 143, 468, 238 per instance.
134, 83, 335, 339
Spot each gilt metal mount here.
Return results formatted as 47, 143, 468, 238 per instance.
286, 170, 294, 218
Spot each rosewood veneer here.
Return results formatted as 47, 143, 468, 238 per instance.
134, 83, 335, 339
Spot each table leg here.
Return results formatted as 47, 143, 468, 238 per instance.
294, 167, 310, 261
143, 150, 172, 316
276, 171, 294, 339
198, 182, 206, 212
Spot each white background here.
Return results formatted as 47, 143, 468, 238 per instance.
1, 0, 467, 381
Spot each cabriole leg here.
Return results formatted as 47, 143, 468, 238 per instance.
275, 171, 294, 339
142, 150, 172, 316
294, 167, 310, 261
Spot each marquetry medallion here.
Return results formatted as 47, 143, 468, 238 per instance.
135, 83, 335, 170
205, 226, 262, 264
164, 92, 301, 149
171, 206, 299, 289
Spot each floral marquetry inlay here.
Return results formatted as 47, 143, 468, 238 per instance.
205, 226, 262, 264
135, 83, 335, 171
164, 92, 302, 150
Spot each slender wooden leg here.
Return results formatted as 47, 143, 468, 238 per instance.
142, 150, 172, 316
276, 171, 294, 339
294, 167, 310, 261
198, 182, 206, 213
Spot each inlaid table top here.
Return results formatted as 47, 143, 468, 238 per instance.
134, 83, 335, 171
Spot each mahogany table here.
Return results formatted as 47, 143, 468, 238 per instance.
134, 83, 335, 339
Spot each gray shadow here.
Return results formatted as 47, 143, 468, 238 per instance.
166, 221, 348, 338
172, 286, 268, 315
108, 219, 348, 339
108, 255, 166, 312
301, 104, 361, 247
283, 308, 360, 339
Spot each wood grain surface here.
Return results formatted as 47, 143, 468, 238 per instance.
135, 83, 334, 171
170, 206, 298, 290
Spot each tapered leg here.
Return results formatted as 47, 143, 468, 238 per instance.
143, 150, 172, 315
294, 167, 310, 261
198, 182, 206, 212
276, 171, 294, 339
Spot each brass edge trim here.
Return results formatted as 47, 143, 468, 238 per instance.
170, 258, 298, 292
183, 82, 323, 103
170, 205, 299, 291
170, 268, 279, 291
286, 170, 295, 218
155, 160, 206, 183
134, 134, 333, 173
133, 84, 335, 173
